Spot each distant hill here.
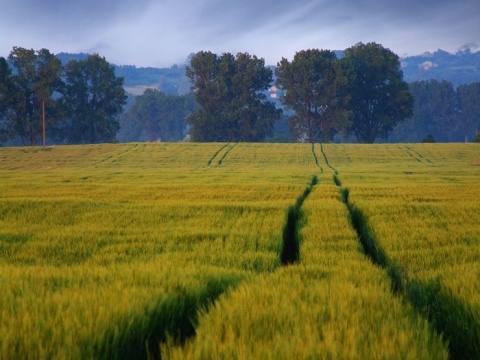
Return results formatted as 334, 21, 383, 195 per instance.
56, 52, 191, 95
332, 49, 480, 86
115, 64, 191, 95
400, 49, 480, 86
55, 49, 480, 97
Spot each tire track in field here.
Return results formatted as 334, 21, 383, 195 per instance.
398, 145, 434, 166
92, 143, 138, 168
278, 143, 325, 264
216, 142, 238, 166
311, 144, 324, 173
339, 187, 480, 359
319, 143, 338, 174
398, 145, 421, 163
322, 146, 480, 360
108, 143, 139, 164
143, 277, 242, 360
206, 143, 231, 166
124, 142, 237, 357
280, 175, 318, 265
155, 154, 318, 355
403, 145, 434, 164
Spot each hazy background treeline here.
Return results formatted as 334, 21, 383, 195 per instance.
54, 48, 480, 144
1, 47, 479, 145
118, 49, 480, 142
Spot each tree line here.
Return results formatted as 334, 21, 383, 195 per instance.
131, 43, 478, 144
118, 89, 196, 142
389, 80, 480, 143
0, 47, 126, 146
1, 44, 479, 146
186, 43, 414, 143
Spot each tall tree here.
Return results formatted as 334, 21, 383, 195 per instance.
408, 80, 457, 142
342, 42, 414, 143
275, 49, 350, 143
5, 47, 62, 146
35, 49, 64, 146
0, 57, 12, 143
457, 82, 480, 142
60, 54, 126, 144
186, 51, 281, 142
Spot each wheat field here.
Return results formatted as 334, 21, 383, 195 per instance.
0, 142, 478, 359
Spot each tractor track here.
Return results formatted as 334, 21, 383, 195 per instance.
321, 145, 479, 360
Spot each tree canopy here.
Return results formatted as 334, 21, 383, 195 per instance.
2, 44, 479, 146
118, 89, 196, 142
456, 82, 480, 141
186, 51, 281, 142
58, 54, 127, 144
390, 79, 479, 143
409, 80, 456, 142
341, 42, 414, 143
0, 48, 126, 146
275, 49, 351, 143
2, 47, 62, 146
0, 57, 12, 142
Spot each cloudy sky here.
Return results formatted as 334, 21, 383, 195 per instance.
1, 0, 479, 67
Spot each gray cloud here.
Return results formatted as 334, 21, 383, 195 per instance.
1, 0, 479, 66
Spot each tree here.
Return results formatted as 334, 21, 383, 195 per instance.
409, 80, 457, 142
186, 51, 281, 142
275, 49, 351, 143
118, 89, 196, 142
342, 42, 414, 143
60, 54, 126, 144
474, 132, 480, 143
0, 57, 12, 143
35, 49, 65, 146
421, 134, 436, 143
457, 82, 480, 142
5, 47, 62, 146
